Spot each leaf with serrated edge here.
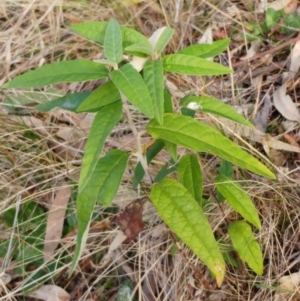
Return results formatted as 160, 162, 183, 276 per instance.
70, 150, 129, 275
3, 60, 108, 88
110, 64, 154, 117
228, 221, 263, 275
215, 176, 261, 229
77, 80, 120, 112
151, 179, 225, 286
147, 113, 275, 179
163, 54, 232, 76
143, 60, 164, 124
181, 95, 253, 127
104, 19, 122, 64
78, 101, 123, 191
178, 38, 230, 58
178, 154, 203, 205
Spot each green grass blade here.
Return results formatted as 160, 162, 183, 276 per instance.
181, 95, 254, 128
178, 154, 203, 206
78, 101, 123, 191
178, 38, 230, 58
143, 60, 164, 124
216, 176, 261, 229
110, 64, 154, 117
35, 92, 91, 112
70, 149, 129, 275
151, 178, 225, 286
163, 54, 232, 76
3, 60, 108, 88
104, 18, 123, 64
147, 113, 275, 179
77, 80, 120, 112
228, 221, 263, 275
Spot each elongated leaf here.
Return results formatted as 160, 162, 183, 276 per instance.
164, 88, 173, 113
164, 140, 177, 161
154, 27, 174, 55
78, 101, 123, 191
153, 160, 177, 183
147, 113, 275, 179
151, 179, 225, 286
133, 139, 165, 188
178, 38, 230, 58
215, 176, 261, 229
178, 154, 203, 205
163, 54, 232, 76
181, 95, 253, 127
124, 42, 153, 56
110, 64, 154, 117
35, 91, 91, 112
143, 60, 164, 124
70, 149, 129, 274
77, 80, 120, 112
96, 150, 129, 206
104, 19, 123, 64
3, 60, 108, 88
228, 221, 263, 275
71, 22, 151, 50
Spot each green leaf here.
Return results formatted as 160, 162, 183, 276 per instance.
228, 221, 263, 275
153, 160, 177, 183
215, 175, 261, 229
154, 27, 174, 55
218, 160, 234, 179
143, 60, 164, 124
71, 22, 107, 44
104, 18, 123, 64
35, 91, 91, 112
78, 101, 123, 191
77, 80, 120, 112
164, 140, 177, 161
132, 139, 165, 189
164, 88, 173, 113
70, 149, 129, 275
151, 179, 225, 286
124, 42, 153, 56
163, 54, 232, 76
178, 38, 230, 58
96, 150, 129, 206
178, 154, 203, 206
3, 59, 108, 88
71, 21, 151, 49
266, 8, 281, 29
110, 64, 154, 117
181, 95, 253, 127
3, 87, 62, 114
147, 113, 275, 179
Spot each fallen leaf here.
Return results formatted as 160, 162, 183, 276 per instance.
274, 271, 300, 301
273, 84, 300, 122
44, 186, 71, 262
29, 285, 70, 301
284, 40, 300, 81
115, 199, 145, 243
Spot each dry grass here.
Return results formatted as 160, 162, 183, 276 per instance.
1, 0, 300, 300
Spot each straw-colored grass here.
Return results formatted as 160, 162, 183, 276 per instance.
1, 0, 300, 300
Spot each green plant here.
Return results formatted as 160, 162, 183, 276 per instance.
2, 18, 276, 286
246, 8, 300, 40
